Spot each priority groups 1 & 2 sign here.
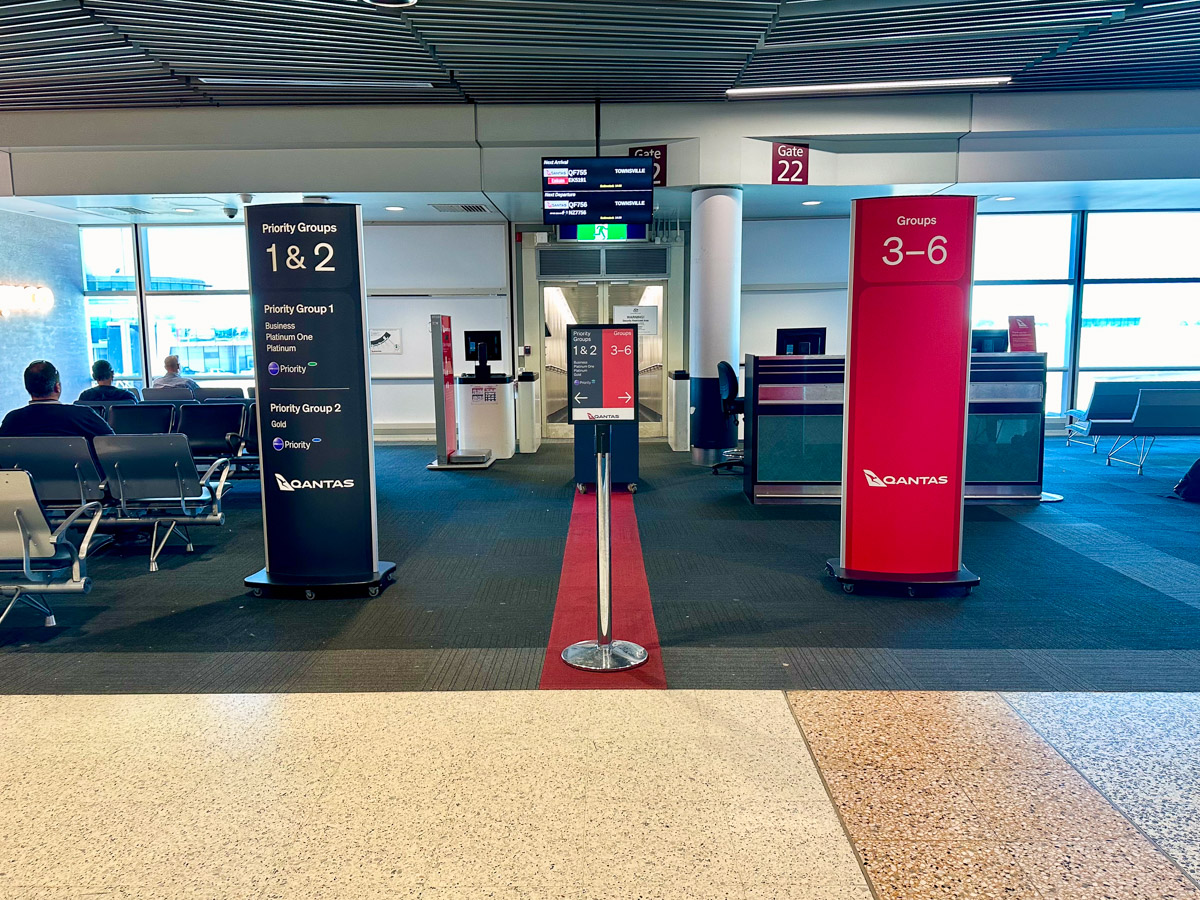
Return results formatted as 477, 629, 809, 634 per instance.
832, 195, 979, 592
566, 325, 638, 423
244, 202, 393, 598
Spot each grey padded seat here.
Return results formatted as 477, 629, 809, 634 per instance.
93, 434, 230, 571
0, 437, 108, 512
0, 470, 102, 628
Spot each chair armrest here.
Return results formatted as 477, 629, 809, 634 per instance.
201, 457, 233, 504
52, 501, 104, 565
1065, 409, 1087, 422
225, 432, 245, 456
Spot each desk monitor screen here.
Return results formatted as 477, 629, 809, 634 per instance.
776, 327, 827, 356
971, 329, 1009, 353
465, 330, 502, 363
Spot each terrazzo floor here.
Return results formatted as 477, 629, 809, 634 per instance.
2, 690, 1198, 899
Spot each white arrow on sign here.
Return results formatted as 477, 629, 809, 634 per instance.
574, 392, 586, 403
620, 392, 632, 404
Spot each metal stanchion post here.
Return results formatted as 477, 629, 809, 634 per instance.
562, 424, 648, 672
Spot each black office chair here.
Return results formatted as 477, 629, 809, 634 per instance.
712, 360, 746, 476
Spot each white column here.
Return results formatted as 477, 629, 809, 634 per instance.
688, 187, 743, 465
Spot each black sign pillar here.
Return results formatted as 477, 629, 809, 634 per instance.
244, 203, 395, 599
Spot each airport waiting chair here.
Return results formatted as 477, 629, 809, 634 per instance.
142, 387, 195, 402
75, 399, 135, 422
1072, 389, 1200, 475
0, 471, 103, 629
193, 387, 245, 401
110, 402, 175, 434
0, 437, 108, 514
93, 434, 230, 572
225, 402, 260, 477
712, 360, 746, 476
1067, 380, 1200, 451
175, 403, 246, 462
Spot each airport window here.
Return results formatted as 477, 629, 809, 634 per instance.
972, 214, 1076, 415
1083, 212, 1200, 279
79, 224, 253, 387
80, 226, 138, 291
1077, 212, 1200, 404
144, 226, 249, 291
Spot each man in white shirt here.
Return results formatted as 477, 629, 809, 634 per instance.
151, 355, 200, 392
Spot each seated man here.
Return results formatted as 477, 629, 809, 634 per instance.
78, 359, 137, 403
151, 355, 199, 392
0, 360, 114, 439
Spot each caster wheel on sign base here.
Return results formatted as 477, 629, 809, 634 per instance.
576, 484, 586, 494
368, 586, 380, 598
628, 484, 637, 494
251, 588, 263, 598
907, 586, 917, 598
842, 583, 855, 594
304, 589, 316, 601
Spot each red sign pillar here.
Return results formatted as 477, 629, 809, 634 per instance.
829, 196, 980, 595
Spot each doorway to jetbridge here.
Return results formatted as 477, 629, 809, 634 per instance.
541, 280, 666, 439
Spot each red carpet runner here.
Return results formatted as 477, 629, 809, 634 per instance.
539, 491, 666, 689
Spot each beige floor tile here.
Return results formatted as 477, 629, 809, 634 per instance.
0, 690, 867, 900
856, 841, 1042, 900
1012, 840, 1200, 900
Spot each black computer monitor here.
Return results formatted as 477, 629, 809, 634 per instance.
776, 327, 827, 356
465, 330, 502, 363
971, 329, 1009, 353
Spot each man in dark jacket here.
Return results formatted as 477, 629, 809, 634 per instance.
0, 360, 114, 440
78, 359, 137, 403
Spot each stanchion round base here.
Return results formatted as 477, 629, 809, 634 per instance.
561, 640, 649, 671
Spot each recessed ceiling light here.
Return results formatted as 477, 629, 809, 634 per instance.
727, 76, 1012, 99
802, 200, 823, 206
174, 207, 196, 213
995, 196, 1017, 202
385, 206, 406, 212
362, 0, 418, 7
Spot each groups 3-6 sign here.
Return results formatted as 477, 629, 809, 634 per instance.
567, 324, 639, 423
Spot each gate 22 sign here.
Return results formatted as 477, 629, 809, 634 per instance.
566, 325, 639, 423
771, 142, 809, 184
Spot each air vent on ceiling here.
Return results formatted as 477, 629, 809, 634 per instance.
79, 206, 157, 216
429, 203, 493, 214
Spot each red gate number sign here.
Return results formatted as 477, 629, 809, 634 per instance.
566, 325, 638, 423
772, 143, 809, 184
841, 196, 977, 578
629, 145, 667, 187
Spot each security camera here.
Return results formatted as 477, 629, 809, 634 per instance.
222, 206, 238, 219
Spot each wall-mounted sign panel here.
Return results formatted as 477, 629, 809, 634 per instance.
833, 195, 978, 591
771, 143, 810, 185
613, 304, 658, 336
369, 328, 401, 354
542, 157, 653, 225
629, 144, 668, 187
567, 324, 639, 423
245, 202, 392, 595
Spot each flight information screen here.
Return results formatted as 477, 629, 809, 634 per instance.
541, 157, 653, 225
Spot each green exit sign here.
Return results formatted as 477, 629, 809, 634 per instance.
576, 224, 628, 241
